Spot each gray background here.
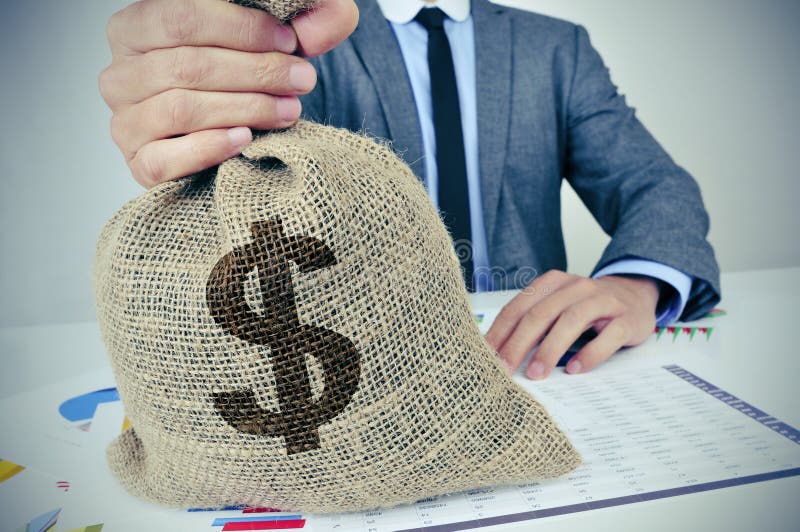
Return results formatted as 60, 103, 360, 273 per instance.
1, 0, 798, 327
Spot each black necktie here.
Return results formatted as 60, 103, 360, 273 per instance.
415, 7, 474, 292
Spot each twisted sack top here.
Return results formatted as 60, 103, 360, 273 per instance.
228, 0, 319, 21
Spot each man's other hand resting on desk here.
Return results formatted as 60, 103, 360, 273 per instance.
486, 270, 660, 380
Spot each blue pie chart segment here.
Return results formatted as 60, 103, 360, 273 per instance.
58, 388, 120, 424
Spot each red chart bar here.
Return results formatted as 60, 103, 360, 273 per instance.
222, 519, 306, 531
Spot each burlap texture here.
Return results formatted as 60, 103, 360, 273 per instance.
228, 0, 319, 21
95, 121, 581, 512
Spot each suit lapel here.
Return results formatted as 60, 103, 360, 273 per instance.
349, 0, 426, 180
473, 0, 511, 248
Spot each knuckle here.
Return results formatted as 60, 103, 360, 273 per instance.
501, 337, 526, 359
611, 321, 630, 343
132, 149, 165, 187
238, 7, 266, 48
161, 0, 199, 45
580, 344, 598, 360
573, 277, 596, 293
109, 114, 129, 151
582, 344, 606, 363
523, 306, 549, 326
539, 350, 559, 366
170, 47, 205, 87
609, 295, 626, 314
106, 10, 123, 45
561, 306, 584, 327
163, 90, 194, 132
635, 315, 657, 342
108, 0, 148, 50
254, 54, 291, 88
97, 65, 116, 102
494, 306, 513, 325
188, 134, 224, 167
245, 93, 280, 124
596, 291, 620, 313
106, 2, 136, 45
542, 269, 563, 282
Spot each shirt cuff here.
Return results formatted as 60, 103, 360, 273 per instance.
593, 259, 693, 326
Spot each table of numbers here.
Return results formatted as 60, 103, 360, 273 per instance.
310, 365, 800, 532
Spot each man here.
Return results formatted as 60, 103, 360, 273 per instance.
99, 0, 720, 380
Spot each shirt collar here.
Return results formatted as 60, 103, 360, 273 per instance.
376, 0, 471, 24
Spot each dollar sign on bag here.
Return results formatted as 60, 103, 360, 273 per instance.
206, 216, 361, 455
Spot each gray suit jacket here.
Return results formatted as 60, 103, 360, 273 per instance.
299, 0, 720, 320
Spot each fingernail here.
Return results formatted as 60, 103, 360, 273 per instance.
276, 96, 301, 122
526, 360, 545, 380
290, 62, 316, 92
274, 24, 297, 54
227, 127, 252, 150
566, 359, 582, 374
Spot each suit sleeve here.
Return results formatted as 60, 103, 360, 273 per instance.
564, 25, 720, 321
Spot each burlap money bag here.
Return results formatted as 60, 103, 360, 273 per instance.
94, 120, 581, 512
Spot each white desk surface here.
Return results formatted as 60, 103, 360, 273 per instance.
2, 267, 799, 531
